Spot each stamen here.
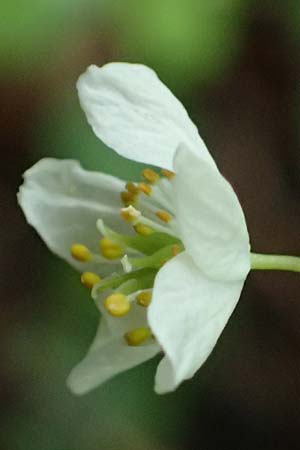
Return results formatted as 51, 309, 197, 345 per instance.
120, 205, 141, 223
81, 272, 101, 289
97, 218, 177, 256
70, 244, 92, 262
121, 190, 137, 206
99, 237, 123, 260
156, 178, 174, 204
104, 293, 131, 317
125, 182, 139, 194
142, 168, 160, 184
137, 216, 177, 236
136, 291, 152, 307
138, 182, 152, 196
171, 244, 181, 257
133, 224, 154, 236
137, 184, 175, 215
155, 210, 172, 223
161, 169, 175, 179
124, 327, 151, 346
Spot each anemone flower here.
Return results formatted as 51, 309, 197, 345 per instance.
18, 63, 251, 395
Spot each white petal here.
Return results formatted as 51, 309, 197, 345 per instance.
67, 338, 159, 396
148, 252, 245, 394
77, 63, 215, 171
173, 145, 250, 281
67, 311, 159, 395
18, 158, 126, 272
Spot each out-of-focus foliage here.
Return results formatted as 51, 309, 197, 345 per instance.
2, 0, 250, 88
2, 0, 86, 71
285, 0, 300, 38
107, 0, 249, 88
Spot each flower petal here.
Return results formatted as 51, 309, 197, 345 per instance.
67, 313, 159, 395
18, 158, 126, 272
148, 252, 245, 394
77, 63, 215, 171
173, 145, 250, 281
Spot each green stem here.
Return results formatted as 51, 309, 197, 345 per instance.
128, 243, 183, 270
251, 253, 300, 273
94, 268, 156, 294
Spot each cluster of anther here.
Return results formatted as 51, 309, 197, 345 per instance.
70, 168, 181, 347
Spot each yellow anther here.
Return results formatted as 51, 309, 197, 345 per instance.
124, 327, 151, 346
142, 168, 160, 184
161, 169, 175, 179
171, 244, 181, 257
138, 182, 152, 196
125, 182, 139, 194
104, 293, 131, 317
155, 210, 172, 223
120, 206, 141, 223
80, 272, 101, 289
70, 244, 92, 262
136, 291, 152, 307
120, 190, 137, 206
133, 224, 154, 236
99, 237, 123, 260
120, 209, 134, 223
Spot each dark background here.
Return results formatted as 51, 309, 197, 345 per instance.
2, 1, 300, 449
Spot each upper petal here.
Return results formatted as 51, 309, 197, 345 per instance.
148, 252, 245, 394
18, 158, 126, 272
173, 145, 250, 281
77, 63, 215, 171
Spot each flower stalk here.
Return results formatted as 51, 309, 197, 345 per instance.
251, 253, 300, 273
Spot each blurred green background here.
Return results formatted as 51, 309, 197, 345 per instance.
2, 1, 300, 449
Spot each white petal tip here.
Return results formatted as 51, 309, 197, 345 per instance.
154, 380, 177, 395
66, 374, 87, 396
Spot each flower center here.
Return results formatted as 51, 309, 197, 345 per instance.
69, 168, 182, 346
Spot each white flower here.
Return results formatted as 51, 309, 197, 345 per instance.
18, 63, 250, 395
